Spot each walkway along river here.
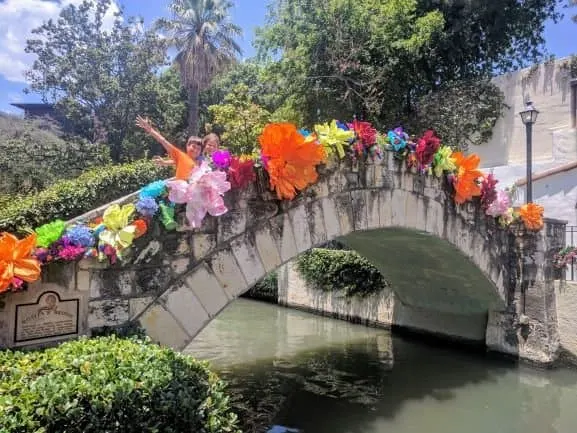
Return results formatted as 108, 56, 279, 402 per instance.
185, 299, 577, 433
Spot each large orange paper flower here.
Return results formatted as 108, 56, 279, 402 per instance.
0, 232, 41, 293
519, 203, 544, 231
259, 123, 326, 200
452, 152, 483, 204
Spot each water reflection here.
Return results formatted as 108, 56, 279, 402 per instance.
185, 299, 577, 433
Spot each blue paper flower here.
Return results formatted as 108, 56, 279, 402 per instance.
136, 196, 159, 217
336, 121, 349, 131
139, 180, 167, 199
65, 224, 95, 248
388, 130, 407, 152
298, 128, 311, 137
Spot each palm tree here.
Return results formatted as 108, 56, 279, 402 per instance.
164, 0, 242, 134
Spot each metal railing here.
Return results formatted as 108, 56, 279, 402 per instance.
566, 225, 577, 281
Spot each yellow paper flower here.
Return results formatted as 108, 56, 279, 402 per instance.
314, 120, 355, 159
99, 204, 137, 251
433, 145, 456, 178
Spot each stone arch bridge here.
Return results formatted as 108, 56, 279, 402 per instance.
13, 153, 567, 365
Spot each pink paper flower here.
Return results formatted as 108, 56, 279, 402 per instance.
167, 162, 231, 228
485, 190, 511, 218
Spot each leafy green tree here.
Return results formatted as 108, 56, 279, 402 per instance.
161, 0, 243, 134
0, 114, 110, 196
255, 0, 560, 136
415, 80, 508, 151
25, 0, 170, 161
208, 84, 271, 154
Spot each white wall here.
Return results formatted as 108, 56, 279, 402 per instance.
514, 166, 577, 227
476, 57, 575, 168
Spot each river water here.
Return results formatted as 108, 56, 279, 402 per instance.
185, 299, 577, 433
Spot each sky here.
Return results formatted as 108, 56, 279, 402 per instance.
0, 0, 574, 115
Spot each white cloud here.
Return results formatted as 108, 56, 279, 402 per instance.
0, 0, 120, 83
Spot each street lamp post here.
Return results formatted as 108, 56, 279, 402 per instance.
519, 101, 540, 204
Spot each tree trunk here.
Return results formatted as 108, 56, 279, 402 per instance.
187, 84, 200, 135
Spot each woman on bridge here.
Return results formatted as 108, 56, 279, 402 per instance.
135, 115, 203, 180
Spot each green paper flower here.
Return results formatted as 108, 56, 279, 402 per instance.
35, 219, 66, 248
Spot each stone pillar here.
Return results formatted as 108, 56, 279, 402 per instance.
486, 219, 566, 366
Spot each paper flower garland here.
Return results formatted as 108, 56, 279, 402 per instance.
314, 120, 355, 159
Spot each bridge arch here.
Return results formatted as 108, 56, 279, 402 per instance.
118, 155, 516, 350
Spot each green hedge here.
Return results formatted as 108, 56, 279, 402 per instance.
0, 336, 240, 433
244, 271, 278, 302
297, 248, 386, 297
0, 160, 170, 234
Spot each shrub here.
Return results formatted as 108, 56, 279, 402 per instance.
0, 336, 241, 433
244, 271, 278, 302
0, 160, 171, 234
296, 248, 387, 297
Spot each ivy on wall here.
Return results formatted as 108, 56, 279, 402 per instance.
296, 248, 387, 297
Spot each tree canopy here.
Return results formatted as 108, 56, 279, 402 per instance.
24, 0, 179, 161
253, 0, 561, 144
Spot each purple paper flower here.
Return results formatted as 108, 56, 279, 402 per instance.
212, 150, 232, 170
136, 197, 159, 217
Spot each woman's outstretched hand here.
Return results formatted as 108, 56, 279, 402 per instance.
135, 115, 153, 133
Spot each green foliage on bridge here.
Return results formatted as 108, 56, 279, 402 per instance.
0, 160, 170, 235
297, 248, 387, 297
0, 336, 241, 433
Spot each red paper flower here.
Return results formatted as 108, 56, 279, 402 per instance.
228, 156, 256, 189
480, 173, 498, 210
415, 130, 441, 171
348, 120, 377, 154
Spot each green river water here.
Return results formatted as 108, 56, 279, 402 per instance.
185, 299, 577, 433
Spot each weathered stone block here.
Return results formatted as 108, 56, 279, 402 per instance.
351, 190, 368, 231
88, 299, 129, 328
129, 296, 154, 319
170, 257, 191, 276
366, 190, 380, 229
288, 205, 312, 253
333, 192, 354, 236
403, 193, 419, 230
133, 267, 173, 297
185, 266, 229, 316
321, 197, 341, 240
133, 240, 163, 265
307, 200, 327, 246
138, 304, 190, 349
378, 189, 393, 227
231, 235, 266, 287
390, 189, 406, 226
41, 262, 76, 291
217, 208, 247, 242
161, 280, 210, 334
76, 270, 90, 292
208, 249, 247, 298
254, 223, 282, 272
190, 233, 217, 262
269, 213, 298, 263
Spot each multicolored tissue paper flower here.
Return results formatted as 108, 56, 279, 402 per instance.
388, 128, 409, 152
212, 149, 232, 170
259, 123, 326, 200
136, 196, 159, 218
0, 233, 41, 293
486, 190, 511, 218
65, 224, 94, 248
452, 152, 483, 204
519, 202, 545, 231
314, 120, 355, 159
166, 161, 231, 228
98, 204, 137, 258
35, 220, 66, 248
229, 156, 256, 189
433, 146, 456, 178
415, 130, 441, 171
480, 174, 498, 211
349, 120, 377, 155
139, 180, 167, 199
